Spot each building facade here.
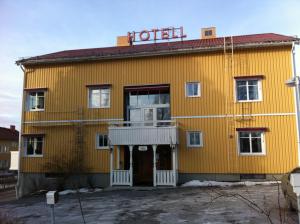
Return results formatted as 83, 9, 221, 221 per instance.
0, 126, 19, 171
16, 31, 299, 196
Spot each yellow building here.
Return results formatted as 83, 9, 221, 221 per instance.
0, 126, 19, 171
16, 29, 300, 196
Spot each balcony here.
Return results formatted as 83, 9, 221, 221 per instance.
108, 120, 179, 146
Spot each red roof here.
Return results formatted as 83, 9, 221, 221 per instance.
17, 33, 298, 65
0, 127, 19, 141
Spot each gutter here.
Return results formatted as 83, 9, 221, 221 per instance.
17, 41, 296, 66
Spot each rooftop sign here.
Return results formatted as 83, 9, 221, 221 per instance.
127, 27, 187, 44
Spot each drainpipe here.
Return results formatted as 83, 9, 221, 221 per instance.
16, 64, 26, 198
292, 43, 300, 166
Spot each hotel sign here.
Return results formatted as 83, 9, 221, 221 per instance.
128, 26, 187, 43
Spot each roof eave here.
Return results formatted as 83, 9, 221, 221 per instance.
17, 41, 295, 66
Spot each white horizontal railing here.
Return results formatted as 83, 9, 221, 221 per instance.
112, 170, 131, 186
108, 120, 178, 145
156, 170, 175, 186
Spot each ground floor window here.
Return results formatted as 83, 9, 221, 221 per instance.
23, 136, 44, 156
238, 130, 265, 155
96, 133, 108, 149
186, 131, 203, 148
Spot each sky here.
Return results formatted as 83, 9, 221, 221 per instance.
0, 0, 300, 130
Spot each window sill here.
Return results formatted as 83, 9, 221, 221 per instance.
239, 153, 266, 156
187, 145, 203, 148
28, 109, 45, 112
236, 100, 262, 103
186, 95, 201, 98
96, 147, 109, 150
23, 155, 43, 158
88, 107, 110, 109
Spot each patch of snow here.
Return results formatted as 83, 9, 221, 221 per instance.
58, 189, 77, 195
181, 180, 280, 187
58, 188, 103, 195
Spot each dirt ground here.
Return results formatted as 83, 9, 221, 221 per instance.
0, 184, 298, 224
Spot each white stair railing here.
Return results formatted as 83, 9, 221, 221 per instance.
156, 170, 175, 186
112, 170, 131, 185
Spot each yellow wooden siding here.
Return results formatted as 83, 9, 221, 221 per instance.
21, 46, 298, 174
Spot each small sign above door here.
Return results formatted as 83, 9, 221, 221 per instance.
138, 146, 148, 151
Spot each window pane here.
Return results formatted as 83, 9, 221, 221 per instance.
239, 132, 250, 138
138, 94, 148, 106
248, 85, 259, 100
29, 94, 36, 109
101, 92, 109, 107
189, 133, 194, 145
103, 135, 108, 147
98, 135, 103, 147
187, 84, 194, 96
248, 80, 258, 86
149, 91, 159, 104
35, 137, 43, 155
251, 132, 261, 138
157, 108, 171, 120
129, 92, 138, 106
236, 80, 247, 86
194, 133, 200, 145
251, 137, 262, 153
26, 139, 34, 155
159, 93, 170, 104
90, 89, 100, 108
239, 135, 250, 153
237, 86, 247, 100
37, 96, 44, 109
193, 84, 199, 96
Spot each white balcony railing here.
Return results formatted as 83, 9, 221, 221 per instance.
108, 120, 178, 146
112, 170, 131, 186
156, 170, 176, 186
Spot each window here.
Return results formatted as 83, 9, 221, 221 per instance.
187, 131, 203, 147
236, 79, 262, 102
23, 136, 43, 156
186, 82, 200, 97
27, 91, 45, 111
205, 30, 213, 36
96, 133, 109, 149
238, 131, 265, 155
88, 87, 110, 108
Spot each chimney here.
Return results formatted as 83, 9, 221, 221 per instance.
10, 125, 15, 131
201, 27, 216, 39
116, 36, 130, 47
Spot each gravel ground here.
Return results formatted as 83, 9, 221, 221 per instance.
0, 184, 298, 224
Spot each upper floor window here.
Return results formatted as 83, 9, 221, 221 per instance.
26, 91, 45, 111
23, 135, 44, 157
186, 82, 201, 97
235, 78, 262, 102
88, 86, 111, 108
186, 131, 203, 148
96, 133, 109, 149
238, 129, 266, 155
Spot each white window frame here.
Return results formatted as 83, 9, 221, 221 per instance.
88, 87, 111, 109
96, 133, 109, 149
237, 131, 266, 156
26, 91, 45, 111
235, 78, 262, 102
186, 131, 203, 148
23, 136, 44, 157
185, 82, 201, 97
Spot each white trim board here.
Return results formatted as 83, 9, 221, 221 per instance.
172, 112, 296, 119
24, 118, 123, 124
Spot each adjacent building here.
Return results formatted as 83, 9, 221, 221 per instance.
0, 126, 19, 171
16, 28, 300, 196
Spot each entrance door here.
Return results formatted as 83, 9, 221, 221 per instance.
133, 146, 153, 186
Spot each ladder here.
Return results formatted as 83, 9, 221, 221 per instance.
223, 36, 237, 173
73, 108, 85, 173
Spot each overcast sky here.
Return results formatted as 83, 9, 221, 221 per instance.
0, 0, 299, 130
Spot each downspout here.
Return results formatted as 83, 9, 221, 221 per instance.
292, 42, 300, 166
16, 64, 26, 199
